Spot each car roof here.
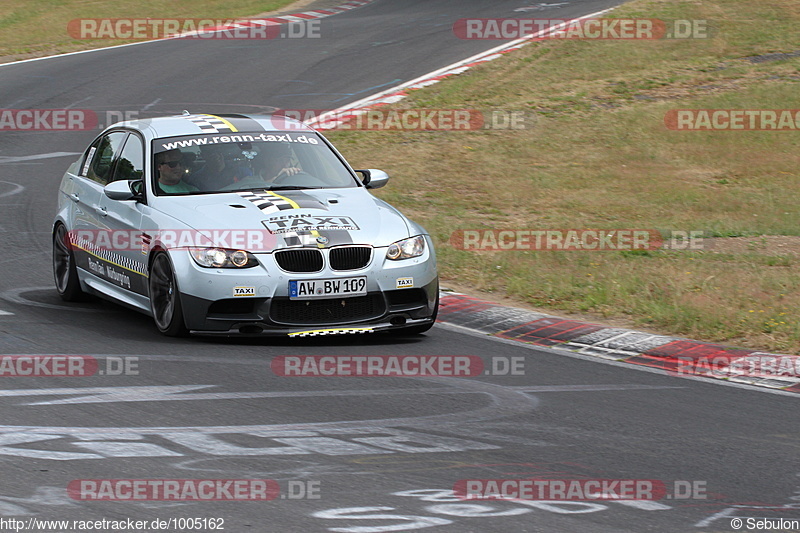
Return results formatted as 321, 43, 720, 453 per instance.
114, 113, 314, 138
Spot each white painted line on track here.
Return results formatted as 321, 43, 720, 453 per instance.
0, 152, 79, 164
0, 181, 24, 198
0, 383, 680, 406
141, 98, 162, 112
0, 37, 174, 69
694, 507, 736, 528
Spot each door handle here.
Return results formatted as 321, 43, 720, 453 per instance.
70, 193, 80, 203
98, 206, 108, 216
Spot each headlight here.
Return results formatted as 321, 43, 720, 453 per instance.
386, 235, 425, 260
189, 248, 259, 268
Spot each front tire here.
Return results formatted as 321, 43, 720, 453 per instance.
149, 252, 188, 337
52, 224, 85, 301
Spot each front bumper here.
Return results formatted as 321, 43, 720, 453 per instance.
182, 281, 438, 336
173, 239, 438, 336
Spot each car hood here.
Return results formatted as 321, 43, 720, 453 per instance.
157, 188, 414, 250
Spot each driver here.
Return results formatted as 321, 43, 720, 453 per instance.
253, 143, 302, 183
155, 149, 198, 194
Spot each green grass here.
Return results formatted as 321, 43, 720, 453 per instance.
326, 0, 800, 352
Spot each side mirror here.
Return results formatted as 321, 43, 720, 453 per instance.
356, 169, 390, 189
104, 180, 143, 201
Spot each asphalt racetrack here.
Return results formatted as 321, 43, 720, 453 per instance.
0, 0, 797, 531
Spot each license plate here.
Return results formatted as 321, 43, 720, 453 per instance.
289, 277, 367, 300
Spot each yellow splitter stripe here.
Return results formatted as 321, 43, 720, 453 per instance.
288, 328, 375, 337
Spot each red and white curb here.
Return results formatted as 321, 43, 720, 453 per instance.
306, 7, 614, 129
246, 0, 375, 24
438, 292, 800, 394
170, 0, 376, 39
202, 0, 376, 32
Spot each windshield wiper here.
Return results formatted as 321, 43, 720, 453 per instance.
267, 186, 320, 190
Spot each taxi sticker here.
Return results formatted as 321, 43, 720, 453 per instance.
233, 286, 256, 297
396, 277, 414, 289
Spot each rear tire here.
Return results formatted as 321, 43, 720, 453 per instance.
52, 224, 86, 301
149, 252, 188, 337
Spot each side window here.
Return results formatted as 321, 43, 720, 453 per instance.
85, 131, 127, 185
110, 135, 144, 183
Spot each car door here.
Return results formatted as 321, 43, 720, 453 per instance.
93, 132, 150, 303
69, 130, 127, 283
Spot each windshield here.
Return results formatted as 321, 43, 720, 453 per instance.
151, 131, 359, 195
